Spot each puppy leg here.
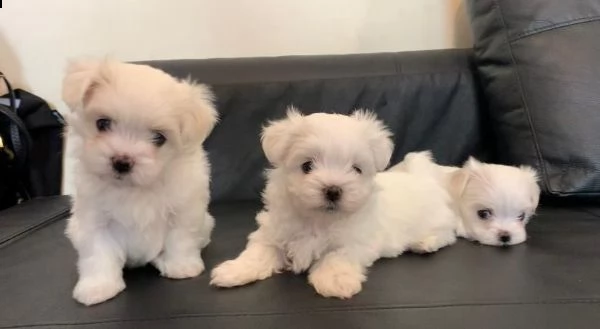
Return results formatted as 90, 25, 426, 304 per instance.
210, 229, 284, 288
409, 224, 458, 254
308, 250, 367, 299
199, 212, 215, 249
409, 235, 455, 254
69, 221, 126, 306
410, 209, 459, 254
153, 211, 213, 279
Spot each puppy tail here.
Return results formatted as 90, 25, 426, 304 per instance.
388, 151, 435, 174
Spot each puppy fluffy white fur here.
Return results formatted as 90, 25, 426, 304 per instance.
390, 151, 540, 246
210, 108, 457, 299
63, 59, 218, 306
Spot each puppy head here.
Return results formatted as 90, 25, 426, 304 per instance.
450, 158, 540, 246
63, 59, 217, 187
262, 107, 393, 216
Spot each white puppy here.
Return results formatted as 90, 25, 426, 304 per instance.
62, 59, 218, 306
390, 151, 540, 246
210, 109, 457, 299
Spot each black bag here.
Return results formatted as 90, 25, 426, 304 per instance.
0, 72, 65, 210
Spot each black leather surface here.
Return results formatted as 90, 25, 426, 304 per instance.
140, 49, 492, 202
0, 196, 70, 248
1, 200, 599, 328
468, 0, 600, 197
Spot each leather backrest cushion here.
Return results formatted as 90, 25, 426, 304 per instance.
141, 50, 490, 202
469, 0, 600, 197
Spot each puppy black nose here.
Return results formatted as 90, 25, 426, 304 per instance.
111, 156, 134, 174
324, 186, 342, 202
498, 232, 511, 244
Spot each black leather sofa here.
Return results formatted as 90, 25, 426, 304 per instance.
2, 48, 600, 328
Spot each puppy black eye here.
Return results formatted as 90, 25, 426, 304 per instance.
152, 131, 167, 147
477, 209, 492, 220
517, 212, 526, 221
96, 118, 112, 132
352, 165, 362, 174
301, 161, 313, 174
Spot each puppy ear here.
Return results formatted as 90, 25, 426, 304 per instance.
520, 165, 541, 206
178, 80, 218, 144
62, 59, 109, 111
449, 168, 469, 197
449, 157, 485, 199
351, 110, 394, 171
261, 106, 304, 165
519, 165, 539, 182
464, 156, 492, 181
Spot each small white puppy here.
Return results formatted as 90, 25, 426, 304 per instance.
210, 109, 457, 299
63, 59, 218, 306
390, 151, 540, 246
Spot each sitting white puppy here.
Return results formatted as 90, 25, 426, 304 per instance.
390, 151, 540, 246
210, 108, 457, 299
63, 59, 218, 306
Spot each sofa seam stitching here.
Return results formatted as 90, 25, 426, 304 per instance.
209, 69, 473, 87
0, 201, 70, 247
4, 298, 600, 328
510, 16, 600, 42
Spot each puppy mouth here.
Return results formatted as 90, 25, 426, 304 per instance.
316, 201, 339, 212
111, 173, 134, 185
113, 173, 130, 181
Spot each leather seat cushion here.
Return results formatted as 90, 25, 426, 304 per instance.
1, 199, 599, 328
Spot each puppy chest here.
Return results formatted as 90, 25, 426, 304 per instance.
109, 221, 168, 266
103, 192, 177, 263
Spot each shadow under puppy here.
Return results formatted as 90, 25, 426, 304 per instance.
390, 151, 540, 246
63, 59, 218, 306
211, 108, 457, 299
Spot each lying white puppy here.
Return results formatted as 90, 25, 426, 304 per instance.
63, 59, 218, 305
390, 151, 540, 246
210, 108, 457, 299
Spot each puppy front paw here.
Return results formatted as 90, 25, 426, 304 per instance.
210, 259, 272, 288
153, 255, 205, 279
309, 260, 365, 299
73, 276, 125, 306
410, 234, 456, 254
410, 236, 442, 254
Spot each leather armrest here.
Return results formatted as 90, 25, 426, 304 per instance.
0, 195, 71, 248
